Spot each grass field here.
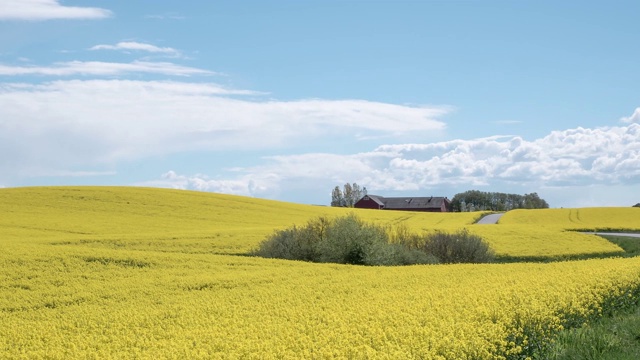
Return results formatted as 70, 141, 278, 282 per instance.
1, 186, 639, 359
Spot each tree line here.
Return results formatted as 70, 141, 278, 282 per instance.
331, 183, 367, 207
330, 184, 550, 212
450, 190, 549, 212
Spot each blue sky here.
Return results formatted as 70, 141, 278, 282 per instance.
1, 0, 639, 207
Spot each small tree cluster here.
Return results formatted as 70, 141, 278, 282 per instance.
331, 183, 367, 207
633, 203, 640, 208
252, 214, 494, 266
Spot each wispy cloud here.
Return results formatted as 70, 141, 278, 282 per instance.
142, 171, 272, 197
0, 61, 213, 77
90, 42, 182, 57
0, 79, 448, 181
0, 0, 112, 21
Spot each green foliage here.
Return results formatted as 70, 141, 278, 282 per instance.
315, 214, 388, 265
396, 228, 496, 264
451, 190, 549, 212
254, 214, 493, 265
599, 235, 640, 258
544, 305, 640, 360
254, 214, 431, 265
424, 230, 495, 264
330, 182, 366, 207
633, 203, 640, 207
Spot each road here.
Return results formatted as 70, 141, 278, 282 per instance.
474, 214, 640, 239
586, 232, 640, 238
475, 213, 504, 224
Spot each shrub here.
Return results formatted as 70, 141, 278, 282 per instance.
315, 214, 391, 265
421, 229, 495, 264
252, 216, 329, 262
253, 214, 492, 266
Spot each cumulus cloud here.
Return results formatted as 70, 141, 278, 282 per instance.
621, 107, 640, 123
0, 79, 447, 180
0, 61, 212, 77
0, 0, 112, 20
90, 42, 182, 57
152, 122, 640, 204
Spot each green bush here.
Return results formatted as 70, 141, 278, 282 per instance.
315, 214, 389, 265
421, 229, 495, 264
253, 214, 492, 266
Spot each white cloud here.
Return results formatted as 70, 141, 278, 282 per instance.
621, 107, 640, 123
0, 0, 111, 20
90, 42, 181, 57
0, 79, 448, 181
0, 61, 212, 77
151, 122, 640, 205
142, 171, 277, 198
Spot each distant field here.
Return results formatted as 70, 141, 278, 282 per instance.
1, 186, 639, 359
0, 186, 482, 255
476, 207, 638, 258
0, 186, 626, 258
499, 207, 640, 231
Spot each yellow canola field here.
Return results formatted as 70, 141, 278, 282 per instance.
0, 186, 482, 255
471, 207, 638, 258
0, 186, 625, 258
499, 207, 640, 231
470, 224, 624, 258
2, 187, 639, 358
2, 243, 640, 359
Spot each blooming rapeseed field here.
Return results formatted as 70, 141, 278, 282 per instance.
499, 207, 640, 231
1, 187, 639, 359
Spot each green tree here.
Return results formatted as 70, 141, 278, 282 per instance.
331, 186, 344, 207
451, 190, 550, 212
331, 182, 366, 207
343, 183, 354, 207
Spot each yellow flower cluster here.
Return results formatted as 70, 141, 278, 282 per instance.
1, 187, 639, 358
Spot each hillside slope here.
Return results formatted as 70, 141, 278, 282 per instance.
0, 186, 481, 254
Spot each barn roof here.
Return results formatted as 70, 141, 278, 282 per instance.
360, 195, 449, 210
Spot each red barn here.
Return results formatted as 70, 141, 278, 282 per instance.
354, 194, 451, 212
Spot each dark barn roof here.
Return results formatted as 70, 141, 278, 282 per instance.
355, 195, 450, 211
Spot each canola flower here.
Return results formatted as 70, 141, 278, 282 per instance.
1, 187, 639, 359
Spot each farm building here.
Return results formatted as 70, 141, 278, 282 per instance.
354, 195, 451, 212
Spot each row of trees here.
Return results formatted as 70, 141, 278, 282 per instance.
450, 190, 549, 212
331, 183, 367, 207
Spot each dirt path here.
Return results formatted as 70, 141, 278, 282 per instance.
476, 213, 504, 224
